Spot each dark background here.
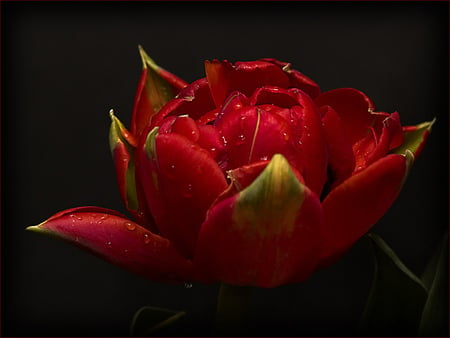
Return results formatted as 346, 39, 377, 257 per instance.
1, 1, 448, 336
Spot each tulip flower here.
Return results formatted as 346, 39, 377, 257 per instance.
28, 47, 433, 289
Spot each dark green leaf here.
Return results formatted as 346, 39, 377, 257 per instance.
359, 233, 428, 336
130, 306, 186, 336
419, 233, 449, 336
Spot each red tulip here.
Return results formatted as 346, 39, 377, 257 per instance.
28, 48, 433, 288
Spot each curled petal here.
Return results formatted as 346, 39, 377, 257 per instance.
131, 47, 187, 138
150, 78, 215, 128
320, 154, 411, 267
194, 154, 323, 287
137, 129, 228, 258
260, 58, 321, 98
205, 60, 290, 107
315, 88, 376, 144
27, 207, 192, 283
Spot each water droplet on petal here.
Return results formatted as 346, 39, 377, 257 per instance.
125, 222, 136, 231
239, 115, 247, 128
282, 132, 289, 141
235, 134, 246, 146
143, 233, 151, 244
106, 241, 112, 246
182, 183, 193, 198
184, 282, 193, 289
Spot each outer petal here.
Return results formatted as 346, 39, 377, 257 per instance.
109, 111, 155, 230
259, 58, 321, 99
27, 207, 192, 283
320, 153, 412, 267
131, 47, 187, 138
205, 60, 290, 107
393, 119, 435, 157
315, 88, 376, 144
194, 154, 323, 287
137, 128, 228, 258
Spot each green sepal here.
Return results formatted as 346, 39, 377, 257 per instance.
359, 233, 428, 336
138, 46, 176, 114
419, 232, 449, 336
130, 306, 186, 336
392, 119, 435, 156
234, 154, 305, 236
109, 110, 139, 211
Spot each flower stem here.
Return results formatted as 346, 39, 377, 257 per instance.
215, 283, 253, 334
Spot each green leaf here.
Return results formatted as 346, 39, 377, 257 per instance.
359, 233, 428, 336
419, 233, 449, 336
130, 306, 186, 336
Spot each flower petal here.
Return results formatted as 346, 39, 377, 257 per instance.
321, 105, 355, 188
392, 119, 435, 157
137, 128, 228, 258
131, 47, 187, 138
27, 207, 192, 283
260, 58, 321, 99
216, 105, 303, 172
150, 78, 216, 128
290, 89, 328, 196
109, 111, 155, 230
194, 154, 322, 287
205, 60, 290, 107
320, 154, 410, 267
315, 88, 376, 144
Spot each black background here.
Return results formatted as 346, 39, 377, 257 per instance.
2, 1, 448, 336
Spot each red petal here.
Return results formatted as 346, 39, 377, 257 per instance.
321, 105, 355, 187
290, 89, 328, 196
171, 116, 200, 143
137, 131, 228, 258
216, 106, 302, 172
193, 155, 322, 287
320, 154, 408, 267
150, 78, 215, 128
260, 58, 321, 99
315, 88, 376, 144
205, 60, 290, 107
197, 125, 227, 166
130, 48, 187, 138
29, 207, 192, 283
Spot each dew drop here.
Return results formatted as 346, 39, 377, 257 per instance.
143, 233, 151, 244
184, 282, 193, 289
182, 183, 193, 198
239, 115, 247, 128
235, 134, 246, 146
282, 132, 289, 141
106, 241, 112, 246
125, 222, 136, 231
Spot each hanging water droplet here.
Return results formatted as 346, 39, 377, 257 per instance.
184, 282, 193, 289
182, 183, 193, 198
239, 115, 247, 128
125, 222, 136, 231
143, 233, 151, 244
235, 134, 246, 146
